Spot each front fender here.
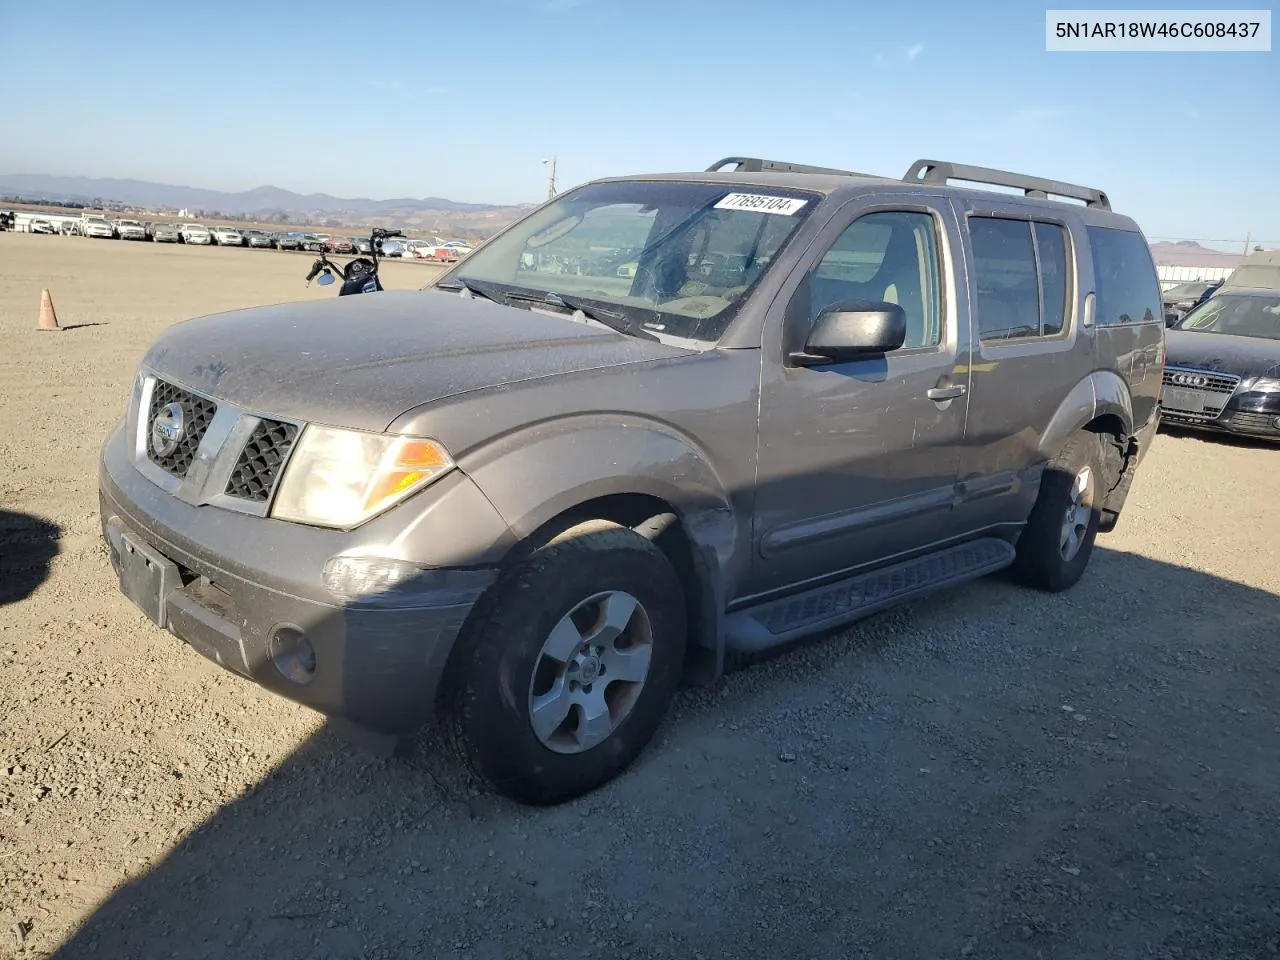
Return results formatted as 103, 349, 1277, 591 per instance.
1037, 370, 1134, 460
457, 415, 740, 577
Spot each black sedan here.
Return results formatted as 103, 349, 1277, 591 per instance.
1161, 287, 1280, 441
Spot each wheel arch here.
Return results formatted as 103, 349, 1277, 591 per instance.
1037, 370, 1139, 533
459, 420, 742, 684
1037, 370, 1134, 462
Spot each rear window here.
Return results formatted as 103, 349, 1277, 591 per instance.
1088, 226, 1161, 326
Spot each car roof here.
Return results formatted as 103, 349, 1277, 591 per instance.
592, 157, 1139, 230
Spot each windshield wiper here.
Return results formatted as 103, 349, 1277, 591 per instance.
440, 277, 660, 342
435, 276, 507, 305
503, 290, 660, 342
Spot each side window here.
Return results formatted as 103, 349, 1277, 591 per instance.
971, 216, 1074, 341
970, 217, 1041, 341
810, 211, 942, 349
1087, 226, 1161, 326
1034, 222, 1070, 336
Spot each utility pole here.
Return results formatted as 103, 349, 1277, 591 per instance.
1242, 232, 1251, 256
542, 156, 557, 200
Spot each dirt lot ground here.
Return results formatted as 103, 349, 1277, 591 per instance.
1, 232, 1278, 960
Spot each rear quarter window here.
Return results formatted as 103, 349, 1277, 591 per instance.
1088, 226, 1161, 326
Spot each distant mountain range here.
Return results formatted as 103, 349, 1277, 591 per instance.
0, 173, 532, 219
1148, 240, 1252, 269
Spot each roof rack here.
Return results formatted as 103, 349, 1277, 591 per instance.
903, 159, 1111, 211
706, 156, 875, 177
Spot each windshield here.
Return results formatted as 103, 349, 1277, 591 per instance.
1176, 292, 1280, 339
1164, 282, 1208, 299
436, 179, 821, 342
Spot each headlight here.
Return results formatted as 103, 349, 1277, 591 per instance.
1248, 377, 1280, 393
126, 370, 142, 415
270, 425, 453, 529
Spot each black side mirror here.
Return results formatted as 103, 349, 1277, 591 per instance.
790, 300, 907, 366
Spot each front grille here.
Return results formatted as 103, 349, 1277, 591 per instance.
1230, 411, 1280, 433
1161, 367, 1241, 393
224, 419, 299, 502
1159, 366, 1240, 422
146, 380, 218, 478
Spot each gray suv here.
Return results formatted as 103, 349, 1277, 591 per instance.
98, 155, 1165, 804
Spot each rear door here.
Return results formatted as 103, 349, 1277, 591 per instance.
951, 202, 1090, 529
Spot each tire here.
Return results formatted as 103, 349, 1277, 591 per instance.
440, 519, 687, 805
1010, 430, 1105, 592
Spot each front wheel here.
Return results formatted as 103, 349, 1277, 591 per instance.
440, 519, 687, 805
1010, 430, 1105, 592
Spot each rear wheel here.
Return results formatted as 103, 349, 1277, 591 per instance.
440, 519, 687, 805
1011, 430, 1105, 592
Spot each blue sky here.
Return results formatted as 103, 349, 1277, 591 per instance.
2, 0, 1276, 244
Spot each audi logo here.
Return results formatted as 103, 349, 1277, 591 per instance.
1170, 373, 1208, 387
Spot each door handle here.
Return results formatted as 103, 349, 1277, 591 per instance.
927, 384, 967, 401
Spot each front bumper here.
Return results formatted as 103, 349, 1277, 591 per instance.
98, 422, 498, 734
1160, 393, 1280, 441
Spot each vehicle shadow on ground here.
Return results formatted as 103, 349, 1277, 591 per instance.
47, 545, 1280, 959
0, 509, 61, 606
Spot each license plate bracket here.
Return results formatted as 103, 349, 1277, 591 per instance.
1162, 386, 1208, 413
118, 532, 182, 629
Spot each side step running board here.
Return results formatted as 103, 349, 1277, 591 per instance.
723, 538, 1016, 653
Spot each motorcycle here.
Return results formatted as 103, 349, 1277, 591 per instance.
304, 227, 403, 296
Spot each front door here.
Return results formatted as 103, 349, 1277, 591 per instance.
746, 198, 973, 599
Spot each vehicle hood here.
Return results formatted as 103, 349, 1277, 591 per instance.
141, 289, 697, 432
1165, 329, 1280, 379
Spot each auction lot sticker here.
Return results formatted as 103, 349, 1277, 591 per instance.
714, 193, 809, 215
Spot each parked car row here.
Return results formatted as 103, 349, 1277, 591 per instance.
36, 215, 475, 261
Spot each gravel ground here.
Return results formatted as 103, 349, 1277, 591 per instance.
2, 232, 1278, 960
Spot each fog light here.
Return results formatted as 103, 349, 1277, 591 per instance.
269, 625, 316, 684
1273, 416, 1280, 430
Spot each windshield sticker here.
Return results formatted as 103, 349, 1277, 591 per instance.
713, 193, 809, 216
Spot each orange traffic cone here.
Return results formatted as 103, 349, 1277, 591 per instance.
38, 289, 60, 332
